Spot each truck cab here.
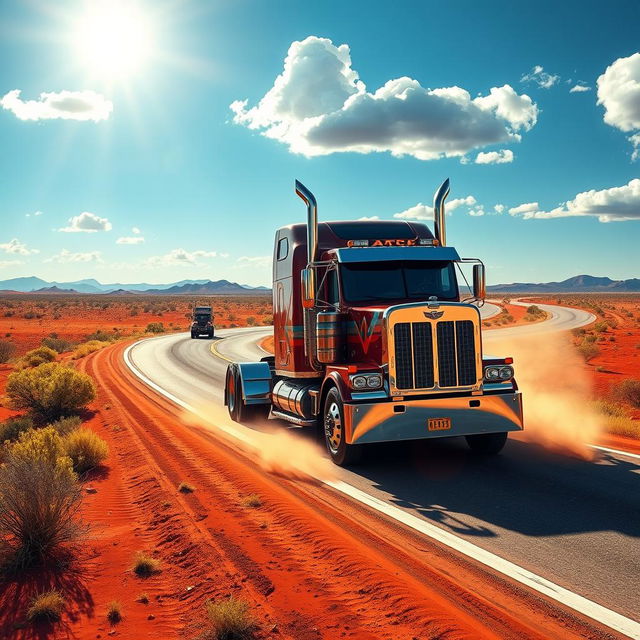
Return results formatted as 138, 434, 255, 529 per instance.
225, 179, 523, 466
191, 305, 214, 339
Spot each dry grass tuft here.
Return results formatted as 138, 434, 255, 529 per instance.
241, 494, 262, 509
72, 340, 110, 360
136, 592, 149, 604
106, 600, 122, 624
611, 379, 640, 408
199, 596, 255, 640
178, 482, 195, 493
63, 428, 109, 473
27, 590, 65, 622
133, 551, 161, 577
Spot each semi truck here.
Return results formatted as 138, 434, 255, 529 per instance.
224, 179, 523, 466
190, 305, 214, 339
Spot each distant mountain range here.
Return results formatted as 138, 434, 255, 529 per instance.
488, 275, 640, 293
0, 276, 271, 295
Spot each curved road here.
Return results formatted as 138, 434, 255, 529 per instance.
125, 302, 640, 635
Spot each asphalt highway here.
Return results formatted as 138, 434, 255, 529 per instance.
126, 301, 640, 629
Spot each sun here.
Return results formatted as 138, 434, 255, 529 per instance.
73, 1, 154, 78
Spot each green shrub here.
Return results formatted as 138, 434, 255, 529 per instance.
27, 590, 65, 622
0, 338, 16, 364
41, 336, 75, 353
63, 428, 109, 473
0, 427, 83, 568
611, 379, 640, 408
72, 340, 110, 359
202, 596, 255, 640
146, 322, 165, 334
6, 362, 96, 421
19, 346, 57, 368
85, 330, 118, 342
0, 416, 34, 444
49, 415, 82, 436
577, 342, 599, 362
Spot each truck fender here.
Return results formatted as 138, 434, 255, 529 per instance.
319, 371, 350, 413
231, 361, 273, 406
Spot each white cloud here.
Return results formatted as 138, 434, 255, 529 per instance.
475, 149, 514, 164
145, 248, 218, 266
236, 255, 272, 268
116, 236, 145, 245
467, 205, 485, 217
508, 179, 640, 222
1, 89, 112, 122
521, 65, 560, 89
25, 210, 43, 218
494, 204, 505, 213
358, 215, 380, 220
508, 202, 539, 216
569, 84, 591, 93
45, 249, 102, 263
0, 238, 39, 255
393, 195, 476, 220
59, 211, 112, 233
132, 227, 141, 234
597, 53, 640, 158
0, 260, 24, 268
231, 36, 538, 161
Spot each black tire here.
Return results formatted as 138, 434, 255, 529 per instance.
190, 332, 196, 339
225, 366, 262, 423
322, 388, 363, 467
465, 432, 508, 455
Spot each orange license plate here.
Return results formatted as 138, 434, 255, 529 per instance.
428, 418, 451, 431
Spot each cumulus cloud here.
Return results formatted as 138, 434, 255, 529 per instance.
494, 204, 505, 213
145, 248, 218, 266
231, 36, 538, 161
25, 211, 43, 218
570, 84, 591, 93
358, 215, 380, 220
597, 53, 640, 158
116, 236, 145, 245
508, 179, 640, 222
132, 227, 141, 234
1, 89, 112, 122
467, 205, 485, 217
475, 149, 514, 164
393, 195, 476, 220
236, 255, 272, 268
45, 249, 102, 263
521, 65, 560, 89
59, 212, 112, 233
0, 238, 39, 255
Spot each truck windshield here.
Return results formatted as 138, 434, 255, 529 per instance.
340, 260, 458, 303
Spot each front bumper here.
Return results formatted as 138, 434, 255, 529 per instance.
344, 392, 523, 445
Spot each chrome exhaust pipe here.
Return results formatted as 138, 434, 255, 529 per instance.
295, 179, 318, 265
433, 178, 450, 246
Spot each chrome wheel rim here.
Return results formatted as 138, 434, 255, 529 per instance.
324, 401, 342, 454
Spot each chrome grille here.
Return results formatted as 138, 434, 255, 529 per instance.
393, 319, 477, 390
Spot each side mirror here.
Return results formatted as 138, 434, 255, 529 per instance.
473, 264, 486, 301
301, 268, 315, 309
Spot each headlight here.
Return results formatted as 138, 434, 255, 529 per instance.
485, 367, 500, 380
484, 365, 514, 382
351, 375, 367, 389
349, 373, 383, 390
499, 366, 514, 380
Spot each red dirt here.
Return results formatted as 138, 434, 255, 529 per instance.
0, 293, 272, 356
0, 341, 621, 639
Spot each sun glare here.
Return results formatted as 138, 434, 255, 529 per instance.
73, 1, 153, 77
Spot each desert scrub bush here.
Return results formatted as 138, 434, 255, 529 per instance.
132, 552, 161, 577
27, 590, 65, 623
178, 481, 195, 493
145, 322, 165, 333
0, 416, 34, 444
41, 336, 75, 354
593, 399, 630, 418
72, 340, 110, 359
241, 494, 262, 508
576, 341, 599, 362
18, 346, 57, 369
200, 596, 255, 640
106, 600, 122, 624
49, 415, 82, 437
0, 338, 16, 363
63, 428, 109, 473
85, 329, 118, 342
0, 427, 83, 568
6, 362, 96, 421
611, 379, 640, 408
594, 321, 609, 333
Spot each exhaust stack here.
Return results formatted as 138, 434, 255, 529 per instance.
433, 178, 450, 246
295, 180, 318, 265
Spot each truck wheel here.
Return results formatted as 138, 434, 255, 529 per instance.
190, 332, 196, 339
226, 366, 261, 423
323, 388, 363, 467
465, 432, 508, 455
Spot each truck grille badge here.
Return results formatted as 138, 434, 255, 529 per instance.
423, 311, 444, 319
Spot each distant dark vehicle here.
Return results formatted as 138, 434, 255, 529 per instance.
190, 306, 214, 339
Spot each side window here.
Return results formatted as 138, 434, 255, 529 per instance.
277, 237, 289, 261
327, 269, 339, 305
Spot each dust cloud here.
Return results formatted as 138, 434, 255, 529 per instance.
488, 332, 603, 459
180, 402, 337, 482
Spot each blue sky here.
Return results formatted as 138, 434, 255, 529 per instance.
1, 0, 639, 287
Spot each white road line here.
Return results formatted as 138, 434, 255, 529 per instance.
591, 445, 640, 461
123, 338, 640, 639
